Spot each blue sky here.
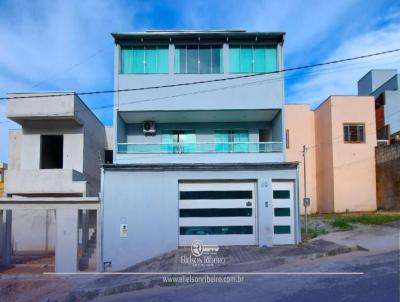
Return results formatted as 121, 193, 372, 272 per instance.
0, 0, 400, 162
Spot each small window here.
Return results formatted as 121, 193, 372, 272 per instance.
273, 190, 290, 199
0, 171, 3, 182
343, 124, 365, 143
274, 225, 291, 234
285, 129, 290, 149
40, 135, 63, 169
274, 208, 291, 217
105, 150, 113, 164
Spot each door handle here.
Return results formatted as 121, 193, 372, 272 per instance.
246, 201, 252, 207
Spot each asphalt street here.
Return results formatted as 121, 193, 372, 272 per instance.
94, 250, 400, 302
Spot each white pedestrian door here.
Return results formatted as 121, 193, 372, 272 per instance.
178, 181, 257, 246
272, 181, 295, 245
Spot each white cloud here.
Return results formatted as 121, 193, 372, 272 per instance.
0, 0, 138, 162
287, 20, 400, 107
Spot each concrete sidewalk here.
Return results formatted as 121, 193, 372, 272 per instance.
312, 222, 399, 253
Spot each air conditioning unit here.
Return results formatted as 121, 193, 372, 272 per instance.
143, 121, 156, 135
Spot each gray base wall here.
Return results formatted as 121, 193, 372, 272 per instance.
102, 167, 299, 271
12, 209, 56, 253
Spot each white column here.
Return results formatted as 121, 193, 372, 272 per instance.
55, 209, 78, 272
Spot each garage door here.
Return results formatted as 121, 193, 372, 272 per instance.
272, 181, 295, 245
179, 181, 257, 246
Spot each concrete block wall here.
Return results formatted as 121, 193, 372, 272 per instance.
376, 141, 400, 210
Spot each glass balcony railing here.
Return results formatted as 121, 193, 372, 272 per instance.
117, 142, 283, 154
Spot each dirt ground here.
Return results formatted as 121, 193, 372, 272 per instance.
0, 255, 54, 274
0, 276, 75, 302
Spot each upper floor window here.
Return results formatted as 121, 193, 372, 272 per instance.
215, 130, 249, 152
175, 45, 223, 74
162, 130, 196, 153
40, 135, 63, 169
344, 124, 365, 143
121, 46, 169, 74
229, 45, 277, 73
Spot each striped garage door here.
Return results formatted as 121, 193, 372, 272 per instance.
178, 181, 257, 246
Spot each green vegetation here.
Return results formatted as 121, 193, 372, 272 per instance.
302, 227, 328, 239
331, 217, 353, 231
315, 211, 400, 231
324, 212, 400, 226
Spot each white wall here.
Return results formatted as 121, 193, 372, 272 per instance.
102, 167, 299, 271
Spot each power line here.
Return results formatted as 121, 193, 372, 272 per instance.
0, 50, 399, 123
1, 47, 400, 101
1, 53, 400, 126
1, 48, 399, 131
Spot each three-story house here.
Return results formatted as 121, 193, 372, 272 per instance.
101, 30, 300, 271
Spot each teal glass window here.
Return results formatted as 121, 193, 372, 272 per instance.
240, 46, 253, 73
180, 208, 252, 217
215, 130, 249, 152
180, 225, 253, 235
215, 130, 230, 152
274, 225, 291, 234
120, 46, 169, 74
175, 45, 223, 74
229, 45, 277, 73
180, 190, 252, 200
161, 130, 196, 153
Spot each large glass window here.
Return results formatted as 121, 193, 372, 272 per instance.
121, 46, 169, 74
180, 225, 253, 235
175, 45, 223, 74
344, 124, 365, 143
229, 45, 277, 73
215, 130, 249, 152
180, 208, 252, 217
161, 130, 196, 153
180, 190, 252, 200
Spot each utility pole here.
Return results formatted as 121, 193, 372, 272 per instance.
302, 145, 309, 235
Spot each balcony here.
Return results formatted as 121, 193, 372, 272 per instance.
5, 169, 87, 196
7, 92, 89, 126
117, 142, 283, 154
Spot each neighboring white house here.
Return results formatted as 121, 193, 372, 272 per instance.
2, 92, 113, 271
